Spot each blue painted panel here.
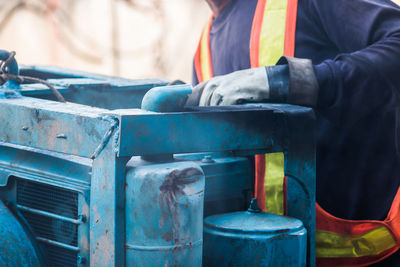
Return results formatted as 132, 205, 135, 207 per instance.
116, 106, 278, 157
0, 142, 91, 189
90, 145, 129, 266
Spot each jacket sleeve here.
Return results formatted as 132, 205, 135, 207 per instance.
308, 0, 400, 122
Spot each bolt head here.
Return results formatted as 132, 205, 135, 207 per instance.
77, 256, 86, 264
201, 155, 215, 163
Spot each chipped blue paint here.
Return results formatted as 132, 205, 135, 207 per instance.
0, 59, 316, 266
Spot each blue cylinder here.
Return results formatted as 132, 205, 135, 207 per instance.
125, 158, 205, 267
203, 208, 307, 266
0, 201, 42, 267
141, 84, 192, 112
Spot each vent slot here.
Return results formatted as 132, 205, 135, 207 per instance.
16, 179, 79, 267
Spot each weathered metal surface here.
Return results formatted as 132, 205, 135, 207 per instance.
20, 65, 168, 86
0, 142, 91, 190
203, 209, 307, 266
46, 78, 167, 110
19, 65, 168, 109
0, 97, 111, 158
0, 60, 316, 267
90, 139, 130, 266
0, 200, 42, 267
125, 158, 205, 266
116, 106, 278, 157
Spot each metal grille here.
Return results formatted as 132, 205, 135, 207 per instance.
19, 210, 78, 246
16, 179, 79, 267
17, 179, 78, 218
44, 243, 78, 267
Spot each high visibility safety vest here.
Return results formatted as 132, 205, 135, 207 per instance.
194, 0, 400, 266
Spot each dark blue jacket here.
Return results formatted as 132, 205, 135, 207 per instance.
193, 0, 400, 264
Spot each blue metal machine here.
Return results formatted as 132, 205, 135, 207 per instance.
0, 51, 315, 266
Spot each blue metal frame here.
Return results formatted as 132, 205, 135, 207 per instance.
0, 64, 316, 266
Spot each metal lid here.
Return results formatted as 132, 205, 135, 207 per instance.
205, 212, 304, 235
204, 199, 304, 235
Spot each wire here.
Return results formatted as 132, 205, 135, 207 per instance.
0, 51, 66, 102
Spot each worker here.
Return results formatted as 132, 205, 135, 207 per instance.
187, 0, 400, 266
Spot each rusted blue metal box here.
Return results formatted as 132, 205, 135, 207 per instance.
0, 52, 316, 266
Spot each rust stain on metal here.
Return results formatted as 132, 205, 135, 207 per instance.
159, 218, 164, 228
163, 232, 173, 242
159, 167, 202, 245
159, 167, 202, 206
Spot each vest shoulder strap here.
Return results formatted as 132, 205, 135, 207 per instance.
250, 0, 298, 68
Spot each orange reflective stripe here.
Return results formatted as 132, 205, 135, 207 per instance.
386, 187, 400, 241
284, 0, 298, 57
194, 16, 213, 83
250, 0, 266, 68
194, 39, 203, 82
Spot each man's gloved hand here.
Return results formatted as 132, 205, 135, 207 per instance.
186, 57, 319, 107
187, 67, 271, 106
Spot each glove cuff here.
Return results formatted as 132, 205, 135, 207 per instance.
266, 65, 290, 102
277, 56, 319, 107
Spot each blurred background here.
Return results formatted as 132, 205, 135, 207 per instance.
0, 0, 210, 82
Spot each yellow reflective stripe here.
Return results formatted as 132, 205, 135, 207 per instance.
264, 152, 285, 215
200, 21, 213, 81
258, 0, 289, 66
392, 0, 400, 7
316, 227, 397, 258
